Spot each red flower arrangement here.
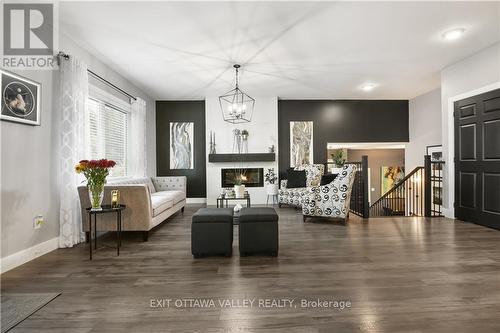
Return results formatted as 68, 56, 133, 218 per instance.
75, 159, 116, 210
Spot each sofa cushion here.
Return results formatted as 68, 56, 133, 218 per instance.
107, 177, 156, 194
287, 169, 306, 188
150, 193, 173, 216
153, 190, 185, 205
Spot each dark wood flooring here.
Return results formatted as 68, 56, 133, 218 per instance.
2, 205, 500, 332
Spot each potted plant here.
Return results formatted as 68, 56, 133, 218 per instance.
233, 171, 246, 198
75, 159, 116, 210
331, 150, 345, 173
265, 168, 278, 195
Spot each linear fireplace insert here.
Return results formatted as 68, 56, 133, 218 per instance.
221, 168, 264, 188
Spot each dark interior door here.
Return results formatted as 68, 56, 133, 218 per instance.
455, 88, 500, 229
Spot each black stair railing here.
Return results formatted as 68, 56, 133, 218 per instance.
370, 166, 425, 217
370, 155, 444, 218
425, 156, 445, 217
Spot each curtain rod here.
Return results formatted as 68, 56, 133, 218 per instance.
57, 52, 137, 101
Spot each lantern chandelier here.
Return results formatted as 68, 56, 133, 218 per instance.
219, 64, 255, 124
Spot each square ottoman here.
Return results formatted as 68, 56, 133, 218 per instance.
191, 208, 233, 258
239, 207, 279, 256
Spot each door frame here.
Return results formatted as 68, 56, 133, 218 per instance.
444, 81, 500, 219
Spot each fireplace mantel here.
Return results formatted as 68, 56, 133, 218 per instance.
208, 153, 275, 163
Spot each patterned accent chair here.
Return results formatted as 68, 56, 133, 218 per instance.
278, 164, 325, 208
302, 164, 357, 222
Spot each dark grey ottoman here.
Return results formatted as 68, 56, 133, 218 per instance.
192, 208, 233, 258
239, 207, 279, 256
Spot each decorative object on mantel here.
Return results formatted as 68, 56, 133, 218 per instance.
232, 128, 249, 153
290, 121, 313, 167
75, 159, 116, 211
265, 168, 278, 196
268, 145, 275, 153
209, 131, 217, 154
219, 64, 255, 124
241, 130, 249, 153
232, 128, 242, 153
1, 69, 41, 126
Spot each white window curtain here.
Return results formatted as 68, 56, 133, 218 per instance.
128, 97, 147, 177
58, 57, 88, 248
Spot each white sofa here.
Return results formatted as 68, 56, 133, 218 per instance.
78, 176, 186, 241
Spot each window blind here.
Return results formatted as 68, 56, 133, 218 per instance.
86, 98, 128, 177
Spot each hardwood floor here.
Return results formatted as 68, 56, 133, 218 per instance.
2, 204, 500, 332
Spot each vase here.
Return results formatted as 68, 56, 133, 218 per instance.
88, 183, 105, 211
266, 184, 278, 195
234, 185, 245, 198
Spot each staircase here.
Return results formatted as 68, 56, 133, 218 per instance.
369, 156, 444, 217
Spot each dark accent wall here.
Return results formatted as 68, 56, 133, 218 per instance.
156, 101, 206, 197
278, 100, 409, 178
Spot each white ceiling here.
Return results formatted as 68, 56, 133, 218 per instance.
60, 1, 500, 100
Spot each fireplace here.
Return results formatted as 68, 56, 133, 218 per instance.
221, 168, 264, 188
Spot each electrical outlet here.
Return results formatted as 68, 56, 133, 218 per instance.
33, 215, 44, 229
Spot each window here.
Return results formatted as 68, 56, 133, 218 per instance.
86, 98, 128, 177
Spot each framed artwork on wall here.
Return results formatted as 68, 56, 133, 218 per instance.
1, 70, 41, 126
290, 121, 313, 167
426, 145, 443, 162
381, 166, 405, 195
170, 122, 194, 169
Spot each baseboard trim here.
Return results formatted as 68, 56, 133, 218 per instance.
187, 198, 206, 204
442, 208, 455, 219
0, 237, 59, 274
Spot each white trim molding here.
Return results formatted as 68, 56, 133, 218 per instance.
0, 237, 59, 274
444, 81, 500, 219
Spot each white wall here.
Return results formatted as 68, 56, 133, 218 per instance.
205, 97, 278, 205
1, 34, 155, 264
406, 88, 441, 171
440, 42, 500, 217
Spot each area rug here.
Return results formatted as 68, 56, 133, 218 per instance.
1, 293, 60, 333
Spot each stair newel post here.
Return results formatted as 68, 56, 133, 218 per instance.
424, 155, 432, 217
362, 155, 369, 218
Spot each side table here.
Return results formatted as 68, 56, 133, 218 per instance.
86, 204, 126, 260
217, 194, 251, 208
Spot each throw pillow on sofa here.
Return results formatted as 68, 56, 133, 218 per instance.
320, 173, 338, 186
287, 170, 307, 188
